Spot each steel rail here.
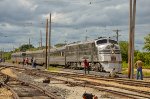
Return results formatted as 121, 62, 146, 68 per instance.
0, 70, 62, 99
1, 63, 149, 86
44, 71, 150, 87
26, 71, 150, 99
0, 76, 19, 99
38, 74, 150, 99
1, 64, 150, 98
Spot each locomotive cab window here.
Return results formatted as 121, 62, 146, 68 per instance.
96, 39, 107, 45
109, 39, 118, 44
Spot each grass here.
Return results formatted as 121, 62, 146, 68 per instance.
122, 68, 150, 77
47, 66, 60, 72
122, 62, 150, 77
143, 71, 150, 77
5, 60, 12, 63
122, 61, 150, 69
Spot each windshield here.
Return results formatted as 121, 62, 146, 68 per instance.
109, 39, 118, 44
96, 39, 107, 45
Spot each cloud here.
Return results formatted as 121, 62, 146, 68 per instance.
0, 0, 150, 51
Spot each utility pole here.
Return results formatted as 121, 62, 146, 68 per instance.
64, 40, 67, 67
40, 30, 42, 49
64, 40, 67, 45
48, 13, 51, 69
13, 46, 14, 52
0, 49, 2, 59
85, 36, 89, 41
38, 42, 41, 49
113, 29, 121, 42
29, 38, 30, 50
29, 38, 30, 45
128, 0, 136, 79
45, 18, 49, 69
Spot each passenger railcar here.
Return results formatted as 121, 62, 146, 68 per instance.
11, 38, 122, 73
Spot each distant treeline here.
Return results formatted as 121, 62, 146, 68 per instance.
119, 33, 150, 67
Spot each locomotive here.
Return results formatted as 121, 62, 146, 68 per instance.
11, 38, 122, 73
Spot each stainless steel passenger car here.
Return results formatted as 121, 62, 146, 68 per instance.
11, 38, 122, 73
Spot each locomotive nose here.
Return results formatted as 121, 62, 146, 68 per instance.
111, 50, 115, 54
111, 43, 115, 48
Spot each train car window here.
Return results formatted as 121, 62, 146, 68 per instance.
109, 39, 118, 44
96, 39, 107, 45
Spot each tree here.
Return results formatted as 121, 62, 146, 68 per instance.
19, 44, 34, 51
119, 41, 128, 62
143, 33, 150, 51
143, 52, 150, 65
3, 52, 11, 60
134, 51, 144, 62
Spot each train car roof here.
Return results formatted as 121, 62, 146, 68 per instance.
26, 50, 44, 54
66, 40, 95, 47
11, 51, 25, 55
66, 38, 117, 47
12, 47, 66, 55
48, 46, 66, 52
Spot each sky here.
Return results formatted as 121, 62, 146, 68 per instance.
0, 0, 150, 51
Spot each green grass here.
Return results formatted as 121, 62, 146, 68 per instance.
143, 71, 150, 77
122, 62, 150, 69
143, 65, 150, 69
47, 66, 60, 72
122, 68, 150, 77
122, 62, 128, 68
121, 62, 150, 77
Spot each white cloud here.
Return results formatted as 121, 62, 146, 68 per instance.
0, 0, 150, 51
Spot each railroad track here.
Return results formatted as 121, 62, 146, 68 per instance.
1, 64, 150, 88
20, 68, 150, 99
0, 74, 19, 99
1, 65, 150, 99
6, 78, 60, 99
0, 66, 62, 99
35, 70, 150, 88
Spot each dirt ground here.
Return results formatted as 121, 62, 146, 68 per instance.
0, 88, 13, 99
34, 78, 123, 99
0, 64, 149, 99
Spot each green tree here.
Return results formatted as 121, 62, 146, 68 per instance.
19, 44, 34, 51
143, 52, 150, 65
134, 51, 144, 62
3, 52, 12, 60
143, 33, 150, 51
119, 41, 128, 62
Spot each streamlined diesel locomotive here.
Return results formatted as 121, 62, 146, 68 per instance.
11, 38, 122, 72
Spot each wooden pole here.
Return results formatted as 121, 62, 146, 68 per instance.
48, 13, 51, 69
64, 40, 67, 67
128, 0, 132, 78
128, 0, 136, 79
131, 0, 136, 79
29, 38, 30, 45
29, 38, 30, 50
40, 30, 42, 49
45, 19, 48, 69
39, 42, 41, 49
